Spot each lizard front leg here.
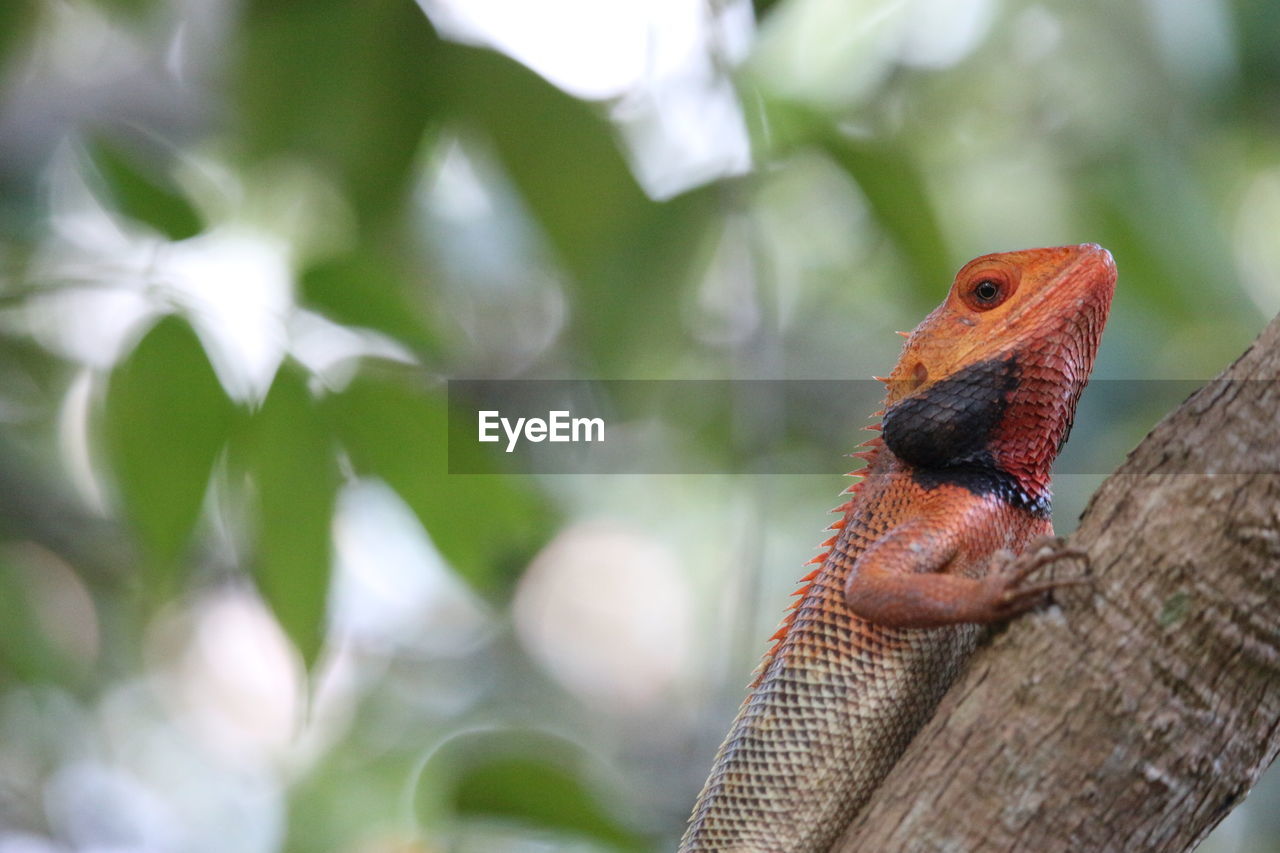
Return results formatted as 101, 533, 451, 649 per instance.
842, 517, 1087, 629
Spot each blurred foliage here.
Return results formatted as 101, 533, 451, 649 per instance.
102, 317, 235, 586
0, 556, 61, 683
419, 731, 646, 850
0, 0, 1275, 851
0, 1, 37, 72
243, 366, 339, 668
325, 368, 553, 595
236, 0, 436, 230
449, 757, 641, 849
300, 250, 439, 359
88, 139, 204, 241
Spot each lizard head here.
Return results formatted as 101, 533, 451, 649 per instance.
880, 243, 1116, 503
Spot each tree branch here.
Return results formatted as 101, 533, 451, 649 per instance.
834, 313, 1280, 852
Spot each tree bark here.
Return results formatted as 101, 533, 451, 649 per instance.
833, 313, 1280, 852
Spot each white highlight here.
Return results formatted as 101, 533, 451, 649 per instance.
1234, 168, 1280, 319
419, 0, 754, 199
513, 523, 692, 711
330, 479, 491, 655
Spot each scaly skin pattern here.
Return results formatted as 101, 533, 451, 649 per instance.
680, 244, 1116, 852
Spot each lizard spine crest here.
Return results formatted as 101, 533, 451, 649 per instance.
750, 409, 888, 687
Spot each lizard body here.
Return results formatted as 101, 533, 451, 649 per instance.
680, 244, 1116, 852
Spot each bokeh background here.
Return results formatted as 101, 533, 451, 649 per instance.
0, 0, 1277, 850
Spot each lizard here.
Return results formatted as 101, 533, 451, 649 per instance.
679, 243, 1116, 852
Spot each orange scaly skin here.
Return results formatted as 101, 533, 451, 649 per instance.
680, 245, 1116, 852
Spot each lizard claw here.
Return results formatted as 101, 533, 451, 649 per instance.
982, 538, 1091, 620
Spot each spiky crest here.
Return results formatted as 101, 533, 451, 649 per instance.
748, 390, 890, 687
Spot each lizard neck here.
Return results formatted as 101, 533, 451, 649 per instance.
879, 352, 1069, 515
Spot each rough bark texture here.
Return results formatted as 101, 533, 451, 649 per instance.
834, 312, 1280, 852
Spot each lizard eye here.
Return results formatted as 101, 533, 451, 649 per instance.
960, 273, 1014, 311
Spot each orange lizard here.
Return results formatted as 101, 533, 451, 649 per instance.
680, 244, 1117, 851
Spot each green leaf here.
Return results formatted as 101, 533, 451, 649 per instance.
0, 1, 37, 73
752, 97, 951, 294
452, 757, 642, 850
89, 140, 202, 241
299, 249, 440, 359
431, 42, 726, 372
0, 559, 59, 685
543, 183, 717, 374
86, 0, 163, 18
235, 0, 437, 230
434, 41, 652, 282
819, 133, 952, 293
324, 367, 553, 593
419, 731, 645, 851
103, 316, 236, 587
245, 367, 338, 668
752, 0, 785, 19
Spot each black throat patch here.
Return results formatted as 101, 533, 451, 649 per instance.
881, 355, 1049, 518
